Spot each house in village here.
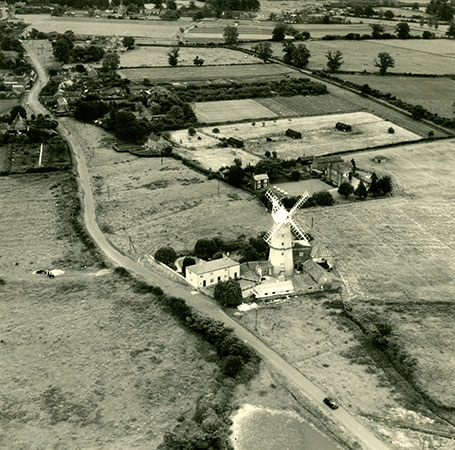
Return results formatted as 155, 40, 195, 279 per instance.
252, 173, 269, 191
312, 156, 353, 187
186, 255, 240, 289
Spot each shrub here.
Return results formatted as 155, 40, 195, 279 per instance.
377, 175, 393, 195
290, 170, 301, 181
338, 182, 354, 198
388, 127, 395, 134
212, 128, 220, 133
354, 180, 368, 199
311, 190, 334, 206
188, 127, 196, 136
221, 355, 244, 377
154, 246, 177, 266
214, 279, 242, 307
182, 256, 196, 276
428, 130, 435, 137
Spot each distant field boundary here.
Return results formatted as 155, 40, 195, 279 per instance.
120, 62, 264, 70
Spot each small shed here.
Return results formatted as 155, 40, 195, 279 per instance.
252, 173, 269, 190
227, 137, 244, 148
252, 279, 295, 299
373, 155, 387, 164
335, 122, 352, 132
286, 128, 302, 139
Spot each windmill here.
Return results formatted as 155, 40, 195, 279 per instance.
263, 189, 311, 276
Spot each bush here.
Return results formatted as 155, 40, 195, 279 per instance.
311, 190, 334, 206
338, 181, 354, 198
182, 256, 196, 276
212, 128, 220, 133
290, 170, 301, 181
354, 180, 368, 199
221, 355, 244, 377
388, 127, 395, 134
214, 279, 242, 307
194, 238, 219, 260
154, 246, 177, 266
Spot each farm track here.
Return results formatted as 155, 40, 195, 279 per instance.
24, 41, 398, 450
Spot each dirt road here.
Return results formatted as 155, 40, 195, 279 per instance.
24, 42, 392, 450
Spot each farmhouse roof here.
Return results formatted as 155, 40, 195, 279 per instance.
303, 259, 331, 284
187, 256, 239, 275
253, 173, 269, 181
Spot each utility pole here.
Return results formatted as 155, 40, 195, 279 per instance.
255, 307, 258, 330
38, 143, 43, 166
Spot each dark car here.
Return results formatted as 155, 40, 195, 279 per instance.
323, 397, 339, 410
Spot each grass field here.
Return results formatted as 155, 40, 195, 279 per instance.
0, 99, 20, 115
195, 111, 420, 160
60, 118, 271, 256
338, 74, 455, 118
22, 15, 182, 41
192, 98, 278, 123
119, 63, 296, 83
242, 40, 455, 75
120, 46, 261, 67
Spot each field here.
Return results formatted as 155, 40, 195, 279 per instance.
190, 111, 421, 161
339, 74, 455, 118
192, 99, 278, 123
369, 39, 455, 57
296, 139, 455, 409
0, 99, 20, 115
22, 15, 183, 42
119, 63, 296, 83
120, 46, 261, 67
60, 118, 271, 256
242, 40, 455, 75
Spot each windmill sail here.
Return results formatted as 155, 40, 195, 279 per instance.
264, 220, 285, 244
289, 218, 311, 243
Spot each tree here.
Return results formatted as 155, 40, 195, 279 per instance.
384, 10, 394, 19
168, 46, 179, 67
194, 238, 218, 259
253, 42, 273, 63
153, 0, 163, 8
377, 175, 393, 195
291, 170, 301, 181
154, 246, 177, 266
354, 180, 368, 199
291, 44, 311, 68
181, 256, 196, 276
221, 355, 244, 377
426, 0, 454, 21
122, 36, 135, 49
272, 22, 287, 41
226, 164, 245, 187
326, 50, 343, 72
368, 173, 381, 196
214, 279, 242, 307
446, 20, 455, 38
338, 182, 354, 198
395, 21, 411, 39
166, 0, 177, 9
311, 190, 334, 206
282, 41, 296, 64
9, 105, 26, 121
223, 25, 239, 45
374, 52, 395, 75
370, 23, 384, 39
53, 36, 73, 63
102, 52, 120, 71
193, 55, 205, 66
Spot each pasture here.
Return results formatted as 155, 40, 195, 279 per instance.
339, 74, 455, 118
197, 111, 420, 159
243, 40, 455, 75
0, 99, 20, 115
22, 15, 183, 41
119, 63, 296, 83
192, 98, 278, 123
370, 38, 455, 57
120, 46, 260, 67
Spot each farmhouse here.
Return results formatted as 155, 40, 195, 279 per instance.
313, 156, 352, 186
252, 173, 269, 191
286, 128, 302, 139
186, 255, 240, 289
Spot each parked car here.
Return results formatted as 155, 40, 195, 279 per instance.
323, 397, 339, 410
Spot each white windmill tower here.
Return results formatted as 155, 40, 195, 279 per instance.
263, 189, 311, 276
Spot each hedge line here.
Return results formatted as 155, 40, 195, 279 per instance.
113, 268, 261, 448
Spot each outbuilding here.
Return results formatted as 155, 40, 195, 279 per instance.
285, 128, 302, 139
227, 137, 244, 148
252, 173, 269, 191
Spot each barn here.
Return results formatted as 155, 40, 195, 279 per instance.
285, 128, 302, 139
227, 137, 244, 148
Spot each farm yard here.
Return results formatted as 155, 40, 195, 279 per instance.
338, 74, 455, 118
189, 112, 420, 161
119, 46, 261, 67
243, 40, 455, 75
120, 63, 297, 83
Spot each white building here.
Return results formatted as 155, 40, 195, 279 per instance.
252, 279, 294, 299
186, 255, 240, 289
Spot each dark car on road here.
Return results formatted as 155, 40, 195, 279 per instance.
323, 397, 339, 410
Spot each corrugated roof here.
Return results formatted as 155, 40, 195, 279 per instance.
187, 256, 239, 275
253, 174, 269, 181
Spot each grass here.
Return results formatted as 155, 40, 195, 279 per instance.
338, 74, 455, 118
119, 63, 297, 83
120, 46, 261, 67
242, 39, 455, 75
0, 99, 20, 114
